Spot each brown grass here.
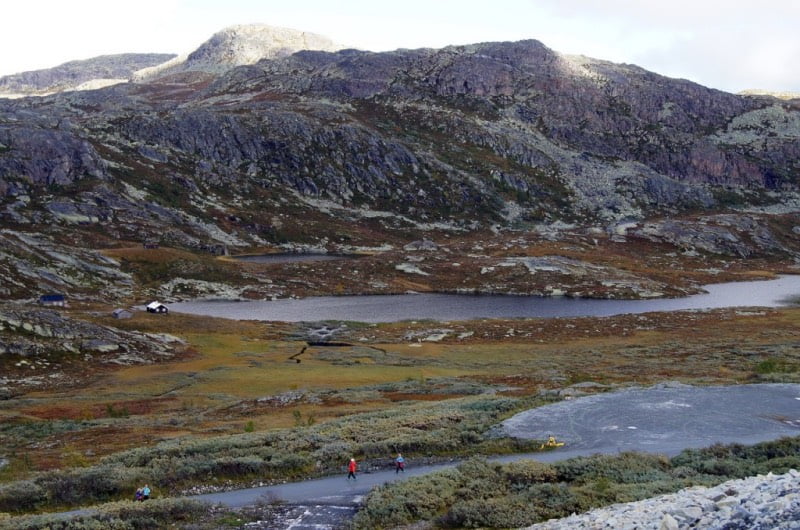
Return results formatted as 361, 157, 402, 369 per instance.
4, 304, 800, 478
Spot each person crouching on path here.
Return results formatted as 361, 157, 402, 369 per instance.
347, 458, 357, 480
395, 453, 405, 473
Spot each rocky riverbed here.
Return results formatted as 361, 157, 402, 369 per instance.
528, 470, 800, 529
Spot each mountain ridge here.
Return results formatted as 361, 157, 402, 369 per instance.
0, 53, 176, 97
0, 24, 345, 96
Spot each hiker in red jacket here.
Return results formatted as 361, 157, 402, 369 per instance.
347, 458, 357, 480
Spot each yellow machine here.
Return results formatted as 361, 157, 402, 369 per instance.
540, 435, 565, 449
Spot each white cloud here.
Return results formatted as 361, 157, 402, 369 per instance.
531, 0, 800, 92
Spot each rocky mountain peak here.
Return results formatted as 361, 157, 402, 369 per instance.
133, 23, 344, 81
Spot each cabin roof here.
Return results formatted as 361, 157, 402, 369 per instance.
39, 294, 65, 302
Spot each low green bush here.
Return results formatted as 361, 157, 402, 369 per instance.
503, 459, 557, 485
354, 468, 463, 527
1, 394, 542, 513
554, 452, 671, 483
441, 496, 541, 528
0, 498, 210, 530
0, 480, 46, 513
353, 436, 800, 529
755, 358, 798, 374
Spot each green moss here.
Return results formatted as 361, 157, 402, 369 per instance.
755, 358, 798, 374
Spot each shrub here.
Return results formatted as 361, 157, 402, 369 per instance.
751, 455, 800, 475
0, 498, 210, 530
503, 459, 557, 485
554, 452, 671, 483
352, 468, 463, 529
208, 456, 264, 478
0, 480, 46, 513
522, 482, 583, 521
105, 404, 130, 419
0, 395, 585, 513
311, 441, 355, 470
755, 358, 797, 374
442, 496, 540, 528
356, 437, 800, 528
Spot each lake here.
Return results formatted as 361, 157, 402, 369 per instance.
168, 275, 800, 323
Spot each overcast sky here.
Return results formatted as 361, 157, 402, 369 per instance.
2, 0, 798, 93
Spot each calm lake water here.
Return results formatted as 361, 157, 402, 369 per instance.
168, 275, 800, 323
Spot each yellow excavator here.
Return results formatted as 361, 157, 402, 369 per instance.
540, 435, 565, 449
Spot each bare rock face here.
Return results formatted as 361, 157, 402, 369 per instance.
739, 89, 800, 100
0, 124, 107, 189
133, 24, 344, 81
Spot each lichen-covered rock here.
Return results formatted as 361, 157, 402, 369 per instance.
2, 35, 798, 224
0, 125, 107, 189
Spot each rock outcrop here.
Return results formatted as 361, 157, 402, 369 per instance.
739, 89, 800, 100
0, 305, 182, 393
0, 229, 134, 301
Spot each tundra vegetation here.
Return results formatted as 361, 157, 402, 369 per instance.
1, 299, 800, 527
353, 437, 800, 528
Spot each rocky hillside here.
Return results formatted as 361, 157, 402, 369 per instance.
0, 28, 799, 302
0, 53, 176, 97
